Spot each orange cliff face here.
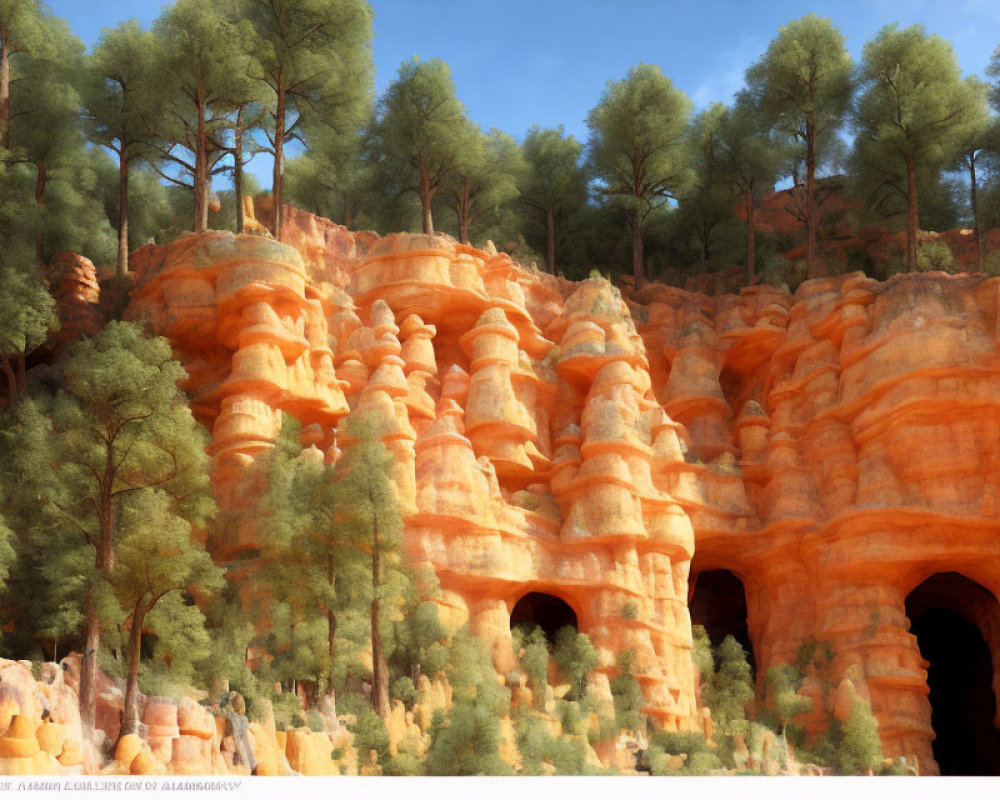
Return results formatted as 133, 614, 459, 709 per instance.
123, 205, 1000, 774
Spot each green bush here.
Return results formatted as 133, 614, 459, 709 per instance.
514, 626, 550, 696
915, 240, 955, 273
690, 624, 714, 682
422, 628, 512, 775
651, 731, 710, 756
686, 751, 724, 775
391, 675, 417, 707
552, 627, 598, 701
348, 705, 390, 766
703, 635, 753, 737
515, 715, 588, 775
833, 695, 882, 775
610, 650, 644, 732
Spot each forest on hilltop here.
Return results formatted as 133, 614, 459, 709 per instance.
3, 2, 1000, 292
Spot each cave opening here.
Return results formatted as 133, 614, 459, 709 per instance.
906, 572, 1000, 776
689, 569, 756, 675
510, 592, 578, 644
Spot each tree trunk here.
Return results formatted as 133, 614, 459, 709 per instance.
545, 206, 555, 272
326, 551, 337, 689
194, 84, 207, 233
81, 441, 117, 729
343, 199, 354, 231
0, 27, 9, 150
15, 353, 25, 397
119, 599, 146, 738
78, 591, 100, 732
116, 152, 129, 277
234, 118, 244, 235
805, 115, 818, 278
370, 503, 390, 722
419, 157, 433, 235
458, 178, 470, 244
905, 153, 918, 273
626, 210, 646, 288
34, 160, 46, 267
970, 154, 982, 271
746, 186, 756, 285
272, 79, 286, 241
0, 356, 15, 406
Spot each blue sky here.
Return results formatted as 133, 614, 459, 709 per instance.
49, 0, 1000, 185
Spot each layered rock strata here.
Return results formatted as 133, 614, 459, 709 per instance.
122, 206, 1000, 774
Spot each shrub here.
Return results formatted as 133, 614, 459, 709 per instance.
834, 695, 882, 775
703, 635, 753, 737
514, 625, 550, 696
763, 664, 811, 735
422, 628, 512, 776
515, 715, 588, 775
348, 705, 390, 766
915, 240, 955, 273
552, 627, 598, 701
391, 675, 417, 707
610, 650, 644, 732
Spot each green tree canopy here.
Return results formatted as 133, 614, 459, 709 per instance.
718, 92, 789, 283
586, 63, 693, 288
243, 0, 373, 240
82, 20, 161, 275
518, 125, 588, 272
370, 58, 476, 236
150, 0, 253, 234
439, 127, 522, 245
854, 24, 989, 271
5, 321, 214, 730
746, 14, 853, 277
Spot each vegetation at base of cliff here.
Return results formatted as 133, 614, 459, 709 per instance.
2, 0, 997, 777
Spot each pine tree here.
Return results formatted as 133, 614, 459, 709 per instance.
331, 412, 407, 722
835, 695, 882, 775
255, 413, 367, 696
151, 0, 257, 233
439, 127, 522, 245
552, 627, 598, 702
370, 58, 475, 235
703, 635, 753, 736
0, 254, 56, 404
718, 93, 789, 284
586, 64, 693, 288
242, 0, 372, 240
422, 629, 512, 776
108, 490, 224, 735
5, 321, 214, 731
0, 0, 48, 150
675, 103, 734, 269
854, 24, 988, 271
746, 14, 853, 278
81, 21, 160, 275
518, 126, 588, 273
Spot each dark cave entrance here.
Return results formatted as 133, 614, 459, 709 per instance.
510, 592, 578, 643
905, 572, 1000, 775
689, 569, 756, 675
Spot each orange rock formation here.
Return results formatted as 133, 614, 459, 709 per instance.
117, 204, 1000, 775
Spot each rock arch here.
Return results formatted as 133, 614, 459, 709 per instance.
509, 591, 579, 643
904, 572, 1000, 775
688, 568, 756, 675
